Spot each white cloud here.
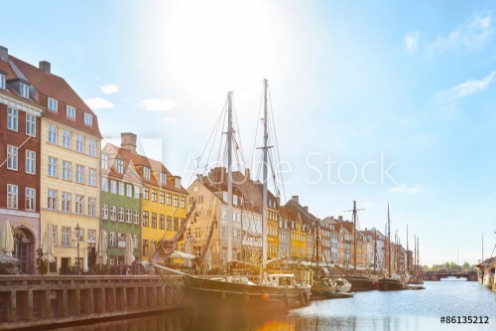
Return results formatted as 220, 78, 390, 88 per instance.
100, 84, 119, 94
84, 97, 114, 110
438, 71, 496, 104
137, 98, 178, 111
389, 183, 421, 194
405, 31, 419, 53
427, 14, 493, 56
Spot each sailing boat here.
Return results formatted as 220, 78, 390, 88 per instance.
166, 79, 311, 313
343, 201, 378, 291
409, 235, 424, 285
378, 204, 407, 291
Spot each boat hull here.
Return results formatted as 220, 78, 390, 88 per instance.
345, 275, 377, 291
378, 278, 406, 291
183, 275, 311, 314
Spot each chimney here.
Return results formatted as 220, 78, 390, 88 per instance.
121, 132, 137, 153
291, 195, 299, 204
303, 206, 308, 212
0, 46, 8, 62
338, 215, 343, 221
39, 61, 51, 74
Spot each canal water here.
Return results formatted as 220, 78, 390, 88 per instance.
53, 279, 496, 331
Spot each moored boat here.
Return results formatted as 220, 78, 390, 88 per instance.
377, 277, 407, 291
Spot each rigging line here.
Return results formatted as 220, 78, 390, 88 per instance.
232, 79, 264, 93
231, 99, 247, 169
250, 83, 264, 174
206, 101, 228, 172
0, 135, 32, 168
200, 98, 228, 163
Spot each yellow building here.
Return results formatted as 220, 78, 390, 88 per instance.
115, 133, 189, 260
13, 58, 103, 274
267, 197, 279, 261
282, 207, 306, 260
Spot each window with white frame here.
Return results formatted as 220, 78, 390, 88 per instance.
118, 207, 124, 222
88, 197, 96, 216
159, 191, 165, 204
166, 193, 171, 206
20, 82, 29, 99
0, 73, 5, 89
47, 189, 57, 210
151, 189, 157, 202
101, 177, 109, 192
174, 195, 178, 207
143, 167, 150, 179
61, 192, 71, 212
159, 215, 165, 230
7, 184, 18, 209
7, 107, 18, 131
110, 180, 117, 194
118, 182, 124, 196
62, 226, 71, 247
116, 159, 124, 174
101, 154, 108, 170
143, 211, 149, 227
133, 210, 139, 224
62, 161, 72, 180
48, 124, 58, 144
52, 225, 58, 246
66, 105, 76, 119
62, 130, 71, 148
84, 113, 93, 127
174, 177, 181, 188
151, 213, 157, 228
88, 229, 96, 244
88, 139, 97, 157
88, 168, 97, 187
47, 97, 58, 112
102, 204, 109, 219
76, 165, 85, 183
26, 114, 36, 137
75, 195, 84, 214
7, 145, 18, 171
134, 186, 140, 199
126, 184, 132, 198
143, 187, 149, 200
25, 150, 36, 175
160, 172, 167, 185
110, 206, 116, 221
76, 134, 84, 152
48, 157, 57, 177
25, 187, 36, 211
109, 232, 117, 247
126, 209, 132, 223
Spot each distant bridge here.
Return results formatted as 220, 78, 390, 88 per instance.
424, 270, 478, 281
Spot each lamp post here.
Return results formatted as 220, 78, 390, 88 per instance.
75, 223, 81, 274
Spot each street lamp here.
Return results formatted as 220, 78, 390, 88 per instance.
75, 223, 81, 274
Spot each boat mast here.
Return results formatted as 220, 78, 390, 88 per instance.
406, 225, 409, 272
227, 91, 234, 263
387, 204, 391, 278
262, 78, 269, 268
373, 228, 377, 275
353, 200, 357, 274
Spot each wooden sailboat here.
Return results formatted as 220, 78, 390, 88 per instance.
409, 235, 424, 285
166, 80, 311, 313
378, 204, 407, 291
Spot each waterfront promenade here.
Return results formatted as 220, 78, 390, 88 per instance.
0, 275, 182, 330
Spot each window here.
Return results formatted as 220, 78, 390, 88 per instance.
174, 177, 181, 188
142, 239, 149, 258
0, 73, 5, 89
25, 150, 36, 174
88, 168, 97, 186
126, 209, 132, 223
7, 108, 18, 131
101, 154, 108, 170
84, 113, 93, 127
109, 232, 117, 247
76, 165, 85, 183
88, 229, 96, 244
173, 195, 178, 207
110, 206, 116, 221
47, 189, 57, 210
143, 167, 150, 179
151, 213, 157, 228
166, 194, 172, 206
143, 187, 149, 200
233, 195, 238, 206
159, 215, 165, 230
117, 159, 124, 174
133, 210, 139, 224
26, 114, 36, 137
88, 197, 96, 216
20, 83, 29, 99
7, 184, 18, 209
102, 204, 109, 219
173, 217, 179, 231
118, 207, 124, 222
110, 180, 117, 194
118, 182, 124, 196
66, 105, 76, 119
47, 98, 58, 112
48, 124, 58, 144
126, 184, 133, 198
6, 145, 18, 171
61, 192, 71, 212
160, 172, 167, 185
25, 187, 36, 211
143, 211, 149, 227
160, 191, 165, 204
180, 196, 185, 208
75, 195, 84, 214
167, 216, 172, 231
62, 161, 72, 180
62, 130, 71, 148
88, 139, 97, 157
151, 189, 157, 202
48, 157, 57, 177
76, 135, 84, 153
101, 177, 108, 191
62, 227, 71, 247
52, 225, 58, 247
134, 186, 140, 199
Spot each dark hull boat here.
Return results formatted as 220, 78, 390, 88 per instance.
183, 274, 311, 314
377, 277, 406, 291
345, 275, 378, 291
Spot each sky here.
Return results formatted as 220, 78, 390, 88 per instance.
2, 0, 496, 266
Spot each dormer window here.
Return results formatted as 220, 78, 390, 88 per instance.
143, 167, 151, 180
20, 82, 29, 99
117, 159, 124, 174
160, 172, 167, 185
66, 105, 76, 120
174, 177, 181, 188
48, 98, 58, 112
84, 113, 93, 127
0, 73, 5, 89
